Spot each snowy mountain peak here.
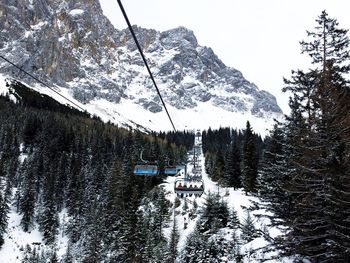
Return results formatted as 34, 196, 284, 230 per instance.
0, 0, 282, 133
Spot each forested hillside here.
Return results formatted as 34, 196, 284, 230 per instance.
0, 10, 350, 263
0, 81, 193, 261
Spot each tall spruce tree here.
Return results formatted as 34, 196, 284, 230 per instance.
19, 159, 37, 232
222, 140, 241, 189
258, 124, 293, 225
39, 164, 59, 245
242, 121, 258, 194
0, 177, 7, 248
280, 11, 350, 261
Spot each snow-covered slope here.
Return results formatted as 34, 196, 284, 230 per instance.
0, 199, 69, 263
161, 134, 294, 262
0, 74, 278, 136
0, 75, 278, 136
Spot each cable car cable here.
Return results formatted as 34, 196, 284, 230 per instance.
0, 55, 86, 112
116, 0, 176, 132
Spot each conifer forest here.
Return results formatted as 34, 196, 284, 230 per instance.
0, 10, 350, 263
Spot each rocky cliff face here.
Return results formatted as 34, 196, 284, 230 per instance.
0, 0, 282, 131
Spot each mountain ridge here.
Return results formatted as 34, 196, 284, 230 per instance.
0, 0, 283, 133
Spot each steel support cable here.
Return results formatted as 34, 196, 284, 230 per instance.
0, 55, 86, 112
116, 0, 176, 131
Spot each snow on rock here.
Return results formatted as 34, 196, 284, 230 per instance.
0, 75, 17, 103
0, 75, 9, 96
0, 0, 283, 134
68, 9, 85, 16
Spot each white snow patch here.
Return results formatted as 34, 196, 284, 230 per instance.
0, 75, 17, 103
56, 209, 69, 258
69, 9, 85, 16
31, 21, 48, 30
0, 189, 43, 263
0, 189, 70, 262
0, 75, 10, 96
18, 143, 28, 163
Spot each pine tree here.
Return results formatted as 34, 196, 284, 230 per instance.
61, 244, 74, 263
48, 251, 58, 263
242, 121, 258, 194
182, 229, 207, 263
81, 199, 103, 263
0, 181, 7, 248
198, 192, 229, 234
19, 159, 36, 232
222, 140, 241, 189
212, 151, 224, 182
280, 11, 350, 261
39, 164, 59, 245
258, 124, 293, 224
169, 216, 179, 262
228, 207, 240, 230
240, 211, 258, 243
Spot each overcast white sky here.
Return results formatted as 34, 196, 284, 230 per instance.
99, 0, 350, 114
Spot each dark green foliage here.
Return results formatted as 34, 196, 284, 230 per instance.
182, 229, 206, 263
258, 124, 293, 224
157, 130, 195, 151
182, 193, 231, 262
130, 187, 171, 263
259, 11, 350, 262
0, 182, 7, 248
8, 80, 89, 118
202, 126, 263, 190
240, 211, 258, 243
222, 141, 242, 189
242, 121, 259, 193
0, 79, 188, 262
202, 127, 232, 155
228, 207, 240, 229
183, 230, 230, 263
19, 159, 37, 232
211, 151, 224, 182
39, 164, 59, 245
81, 200, 104, 263
169, 217, 179, 262
198, 192, 229, 234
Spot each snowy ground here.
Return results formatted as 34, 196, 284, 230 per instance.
0, 205, 43, 263
0, 189, 69, 262
161, 135, 294, 263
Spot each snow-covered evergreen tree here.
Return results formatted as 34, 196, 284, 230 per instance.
242, 121, 258, 194
240, 211, 258, 243
276, 11, 350, 261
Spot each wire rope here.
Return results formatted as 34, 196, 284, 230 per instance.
116, 0, 176, 131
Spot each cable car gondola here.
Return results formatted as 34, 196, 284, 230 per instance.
164, 164, 186, 176
164, 160, 186, 176
134, 149, 159, 176
134, 164, 159, 176
187, 174, 202, 181
164, 166, 178, 176
174, 178, 204, 197
192, 166, 202, 174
